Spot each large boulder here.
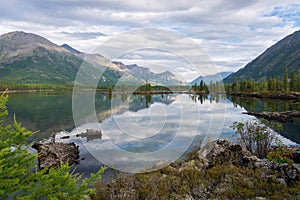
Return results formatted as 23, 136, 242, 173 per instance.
32, 134, 79, 169
197, 139, 259, 168
195, 139, 300, 185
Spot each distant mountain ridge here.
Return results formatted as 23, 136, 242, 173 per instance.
0, 31, 182, 86
112, 62, 182, 85
225, 30, 300, 83
190, 72, 232, 85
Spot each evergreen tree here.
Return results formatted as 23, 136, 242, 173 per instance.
274, 77, 281, 91
240, 78, 246, 91
231, 77, 239, 92
193, 82, 197, 93
290, 71, 297, 91
283, 68, 289, 93
146, 82, 151, 92
297, 70, 300, 91
246, 78, 255, 91
260, 79, 268, 91
199, 80, 204, 92
0, 92, 106, 199
215, 81, 220, 92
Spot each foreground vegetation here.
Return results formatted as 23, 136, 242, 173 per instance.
93, 120, 300, 200
93, 163, 300, 200
0, 92, 105, 199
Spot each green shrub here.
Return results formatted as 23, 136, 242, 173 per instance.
231, 120, 275, 158
267, 147, 293, 163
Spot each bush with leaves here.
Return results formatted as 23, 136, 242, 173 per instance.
231, 119, 275, 158
267, 138, 293, 163
0, 92, 106, 199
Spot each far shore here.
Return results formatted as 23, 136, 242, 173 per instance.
229, 91, 300, 99
2, 88, 300, 100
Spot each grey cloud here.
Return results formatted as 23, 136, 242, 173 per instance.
1, 0, 298, 30
61, 31, 107, 39
27, 0, 198, 12
0, 0, 300, 74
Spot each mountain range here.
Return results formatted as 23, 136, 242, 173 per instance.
112, 62, 182, 85
190, 72, 232, 85
225, 30, 300, 83
2, 30, 299, 86
0, 31, 182, 86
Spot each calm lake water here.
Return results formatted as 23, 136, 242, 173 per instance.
6, 92, 300, 173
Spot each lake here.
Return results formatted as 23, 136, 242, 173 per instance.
5, 92, 300, 174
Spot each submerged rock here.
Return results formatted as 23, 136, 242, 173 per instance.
32, 133, 79, 170
76, 129, 102, 142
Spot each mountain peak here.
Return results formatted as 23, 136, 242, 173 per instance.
0, 31, 55, 47
224, 30, 300, 83
0, 31, 62, 58
161, 71, 175, 77
190, 72, 232, 85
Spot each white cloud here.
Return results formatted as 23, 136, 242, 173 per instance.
0, 0, 300, 75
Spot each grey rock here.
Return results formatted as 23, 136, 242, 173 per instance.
197, 139, 258, 168
32, 134, 79, 170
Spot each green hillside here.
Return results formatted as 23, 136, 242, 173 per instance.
0, 31, 120, 85
0, 31, 183, 87
0, 46, 83, 84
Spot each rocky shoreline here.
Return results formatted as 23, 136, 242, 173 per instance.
183, 140, 300, 185
31, 130, 300, 199
97, 139, 300, 199
242, 110, 300, 122
230, 91, 300, 100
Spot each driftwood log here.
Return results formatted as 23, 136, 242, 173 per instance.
242, 110, 300, 122
32, 133, 79, 170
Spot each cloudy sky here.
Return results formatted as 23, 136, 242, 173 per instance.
1, 0, 300, 79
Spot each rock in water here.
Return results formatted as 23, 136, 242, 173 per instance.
32, 134, 79, 170
242, 110, 300, 122
76, 129, 102, 142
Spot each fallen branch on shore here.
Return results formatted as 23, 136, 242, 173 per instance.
242, 110, 300, 122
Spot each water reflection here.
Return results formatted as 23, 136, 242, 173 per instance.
59, 93, 227, 172
5, 92, 300, 173
228, 96, 300, 143
6, 93, 299, 144
189, 93, 227, 104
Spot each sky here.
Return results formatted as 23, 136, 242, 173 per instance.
1, 0, 300, 80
